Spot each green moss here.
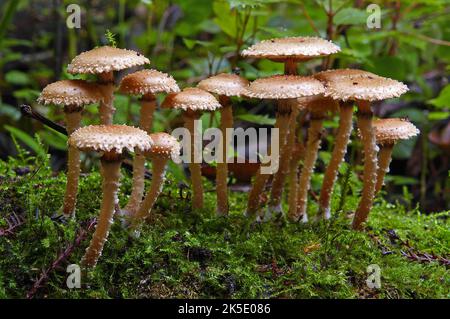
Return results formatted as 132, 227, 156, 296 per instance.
0, 152, 448, 299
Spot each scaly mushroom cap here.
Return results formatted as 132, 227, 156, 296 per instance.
245, 75, 325, 99
197, 73, 249, 97
67, 46, 149, 74
161, 87, 221, 112
325, 75, 408, 102
298, 94, 339, 114
373, 118, 419, 145
241, 37, 340, 62
315, 69, 380, 83
145, 132, 181, 159
119, 69, 180, 95
38, 80, 103, 106
69, 125, 153, 154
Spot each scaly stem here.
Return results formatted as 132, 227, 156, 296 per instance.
62, 110, 82, 218
125, 97, 157, 216
184, 112, 204, 209
292, 114, 324, 222
131, 156, 167, 229
81, 157, 121, 268
317, 101, 353, 220
375, 143, 394, 194
217, 97, 233, 216
98, 72, 115, 125
246, 103, 290, 217
287, 143, 304, 218
352, 101, 377, 230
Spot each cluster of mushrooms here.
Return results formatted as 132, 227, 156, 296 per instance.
36, 37, 419, 268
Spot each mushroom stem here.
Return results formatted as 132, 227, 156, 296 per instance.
292, 113, 325, 222
217, 96, 233, 216
184, 112, 204, 209
375, 143, 394, 194
287, 143, 304, 218
246, 103, 290, 217
352, 101, 378, 230
124, 96, 157, 216
98, 72, 115, 125
81, 155, 121, 268
131, 156, 167, 229
317, 101, 354, 220
62, 110, 82, 218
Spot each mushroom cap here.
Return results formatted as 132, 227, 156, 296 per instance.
245, 75, 325, 100
315, 68, 380, 83
68, 125, 153, 154
373, 118, 419, 145
298, 94, 339, 113
325, 75, 408, 102
241, 37, 340, 62
161, 87, 221, 112
197, 73, 249, 97
119, 69, 180, 95
67, 46, 150, 74
38, 80, 103, 106
146, 132, 181, 159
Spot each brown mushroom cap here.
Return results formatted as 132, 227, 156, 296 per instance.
67, 46, 150, 74
38, 80, 103, 106
245, 75, 325, 99
241, 37, 340, 62
197, 73, 249, 97
315, 69, 380, 83
161, 87, 221, 112
373, 118, 419, 145
145, 132, 181, 159
69, 125, 153, 154
119, 69, 180, 95
325, 75, 408, 102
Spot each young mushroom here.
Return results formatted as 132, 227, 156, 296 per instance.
325, 75, 408, 230
244, 75, 325, 219
292, 95, 338, 222
162, 88, 221, 210
68, 125, 153, 268
67, 46, 149, 125
242, 37, 340, 215
119, 69, 180, 216
197, 73, 249, 215
372, 118, 419, 194
37, 80, 103, 218
314, 69, 381, 220
130, 133, 181, 230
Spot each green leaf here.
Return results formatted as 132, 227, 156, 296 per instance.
236, 113, 275, 125
5, 70, 30, 85
428, 85, 450, 109
4, 125, 47, 159
334, 8, 368, 25
0, 103, 21, 121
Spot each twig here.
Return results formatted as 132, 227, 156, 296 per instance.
20, 104, 67, 135
0, 212, 26, 237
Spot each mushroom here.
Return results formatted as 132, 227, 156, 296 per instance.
242, 37, 340, 214
314, 69, 381, 220
119, 69, 180, 216
37, 80, 103, 218
291, 95, 338, 222
68, 125, 153, 268
130, 133, 181, 230
197, 73, 249, 215
372, 118, 419, 194
244, 75, 325, 218
67, 46, 149, 125
325, 75, 408, 230
162, 88, 221, 209
287, 142, 304, 218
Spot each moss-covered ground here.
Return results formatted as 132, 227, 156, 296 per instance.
0, 149, 448, 299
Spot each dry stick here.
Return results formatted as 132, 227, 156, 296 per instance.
246, 102, 291, 217
81, 155, 122, 268
317, 101, 354, 220
292, 113, 325, 222
217, 96, 233, 216
375, 143, 394, 194
131, 156, 167, 229
98, 72, 115, 125
63, 109, 82, 218
20, 104, 67, 135
352, 101, 378, 230
124, 95, 157, 216
184, 111, 204, 209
